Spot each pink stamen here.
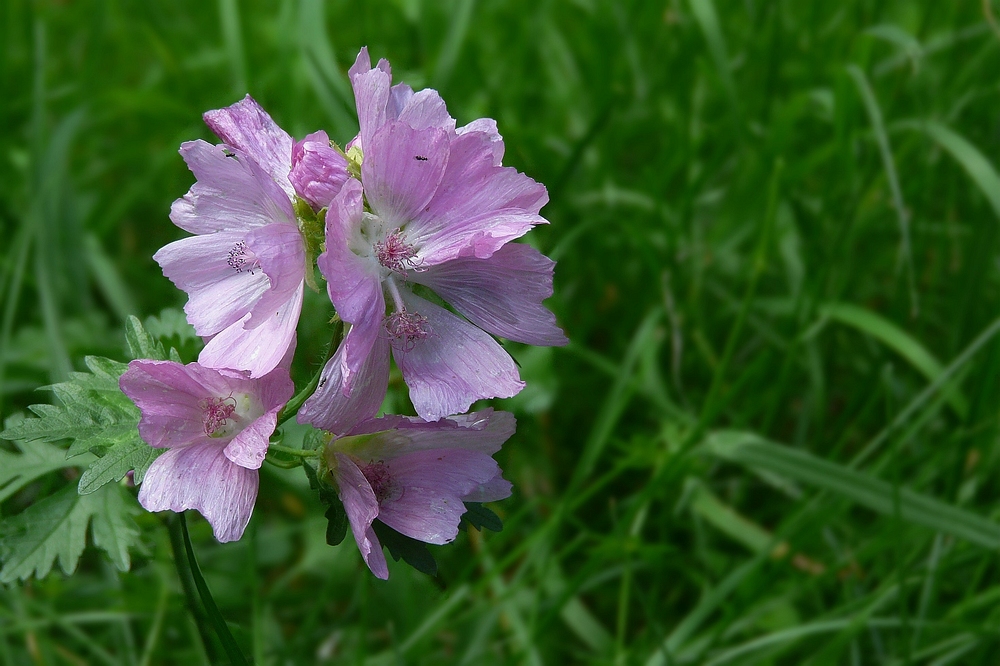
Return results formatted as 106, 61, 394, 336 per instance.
202, 396, 237, 435
383, 310, 430, 351
374, 231, 419, 273
227, 241, 260, 274
360, 460, 398, 504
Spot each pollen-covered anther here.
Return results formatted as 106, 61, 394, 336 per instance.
227, 241, 260, 274
384, 310, 431, 351
201, 396, 237, 436
374, 231, 419, 273
360, 460, 401, 503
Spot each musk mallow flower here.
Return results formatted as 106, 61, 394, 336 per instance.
120, 359, 294, 542
156, 96, 339, 377
321, 408, 515, 579
296, 47, 567, 429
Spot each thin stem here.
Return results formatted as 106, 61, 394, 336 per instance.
268, 442, 321, 458
166, 514, 221, 664
177, 513, 249, 666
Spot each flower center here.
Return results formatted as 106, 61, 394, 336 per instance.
373, 230, 418, 273
202, 396, 238, 437
360, 460, 401, 504
383, 310, 430, 351
227, 241, 260, 274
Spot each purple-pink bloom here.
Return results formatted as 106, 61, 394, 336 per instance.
120, 359, 294, 542
156, 96, 329, 378
298, 48, 567, 429
325, 408, 515, 579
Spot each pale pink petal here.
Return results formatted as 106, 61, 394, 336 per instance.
317, 180, 386, 384
120, 360, 233, 448
412, 243, 567, 345
456, 117, 504, 165
394, 291, 524, 421
138, 443, 258, 543
387, 82, 414, 120
377, 449, 502, 544
332, 452, 388, 579
362, 122, 449, 229
346, 409, 515, 455
290, 130, 350, 210
396, 89, 456, 134
199, 283, 303, 378
202, 95, 295, 197
349, 47, 393, 153
154, 233, 271, 337
244, 224, 306, 329
170, 141, 295, 235
462, 475, 513, 503
222, 367, 294, 469
411, 208, 545, 266
297, 334, 390, 435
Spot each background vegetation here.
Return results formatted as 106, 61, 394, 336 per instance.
4, 0, 1000, 663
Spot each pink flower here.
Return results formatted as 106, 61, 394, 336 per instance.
297, 48, 566, 430
120, 359, 294, 542
325, 409, 515, 579
157, 96, 334, 378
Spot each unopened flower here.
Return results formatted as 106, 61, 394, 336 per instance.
120, 359, 294, 542
299, 48, 566, 429
157, 96, 339, 377
323, 408, 515, 579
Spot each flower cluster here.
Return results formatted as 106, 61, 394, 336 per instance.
121, 48, 565, 578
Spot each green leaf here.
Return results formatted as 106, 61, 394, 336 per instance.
125, 315, 167, 361
820, 302, 968, 418
324, 504, 348, 547
0, 417, 90, 503
143, 308, 200, 363
372, 521, 438, 576
461, 502, 504, 533
917, 120, 1000, 222
704, 431, 1000, 549
0, 354, 156, 495
0, 483, 141, 582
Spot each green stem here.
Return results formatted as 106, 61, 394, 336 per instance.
268, 442, 321, 458
166, 514, 221, 664
275, 317, 344, 427
171, 513, 250, 666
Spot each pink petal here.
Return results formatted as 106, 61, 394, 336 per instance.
412, 243, 567, 345
348, 47, 393, 153
317, 180, 387, 385
347, 409, 516, 456
394, 291, 524, 421
462, 475, 513, 503
377, 449, 502, 545
395, 89, 456, 134
120, 360, 233, 449
170, 140, 295, 235
154, 233, 271, 337
290, 130, 350, 210
332, 452, 388, 579
296, 334, 390, 436
456, 117, 504, 165
362, 122, 449, 230
199, 283, 303, 378
138, 443, 258, 543
412, 208, 546, 266
202, 95, 295, 198
244, 223, 306, 329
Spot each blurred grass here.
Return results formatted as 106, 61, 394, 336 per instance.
4, 0, 1000, 663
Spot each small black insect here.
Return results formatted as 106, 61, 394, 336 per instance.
223, 149, 237, 159
414, 155, 428, 161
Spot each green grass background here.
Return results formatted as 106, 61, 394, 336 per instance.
4, 0, 1000, 663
